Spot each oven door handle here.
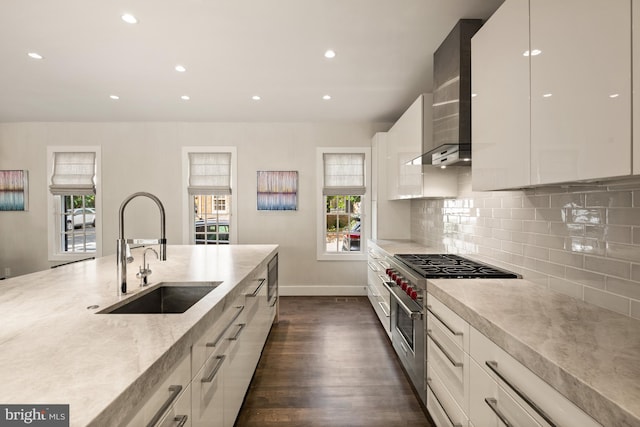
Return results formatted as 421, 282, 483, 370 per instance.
388, 284, 422, 319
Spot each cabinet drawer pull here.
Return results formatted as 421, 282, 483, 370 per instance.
173, 415, 188, 427
269, 297, 278, 308
426, 379, 463, 427
201, 355, 226, 383
206, 305, 245, 348
228, 323, 246, 341
485, 398, 513, 427
427, 330, 463, 368
485, 361, 557, 427
367, 284, 379, 298
368, 261, 380, 272
146, 385, 182, 427
378, 301, 390, 317
427, 306, 463, 336
247, 278, 266, 297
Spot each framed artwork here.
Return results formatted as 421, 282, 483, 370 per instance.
0, 170, 29, 211
257, 171, 298, 211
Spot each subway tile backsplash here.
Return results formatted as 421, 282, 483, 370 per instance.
410, 169, 640, 319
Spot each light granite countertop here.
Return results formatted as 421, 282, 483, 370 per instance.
370, 239, 640, 427
0, 244, 277, 427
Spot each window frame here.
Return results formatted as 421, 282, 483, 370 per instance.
46, 146, 102, 262
181, 146, 238, 245
316, 147, 371, 261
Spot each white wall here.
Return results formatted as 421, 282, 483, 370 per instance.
0, 122, 387, 294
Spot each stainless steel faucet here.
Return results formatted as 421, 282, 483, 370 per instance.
117, 192, 167, 295
136, 247, 159, 286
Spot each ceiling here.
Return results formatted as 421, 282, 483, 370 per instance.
0, 0, 503, 123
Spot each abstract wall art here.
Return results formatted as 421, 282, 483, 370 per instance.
257, 171, 298, 211
0, 170, 29, 211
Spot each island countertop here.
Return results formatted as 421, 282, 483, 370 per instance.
0, 244, 278, 427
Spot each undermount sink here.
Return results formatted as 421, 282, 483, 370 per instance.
99, 281, 221, 314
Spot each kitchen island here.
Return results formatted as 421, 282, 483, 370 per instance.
371, 239, 640, 427
0, 244, 278, 426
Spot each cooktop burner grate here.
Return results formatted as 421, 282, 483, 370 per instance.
394, 254, 520, 279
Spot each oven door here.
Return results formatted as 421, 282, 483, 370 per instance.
389, 283, 425, 403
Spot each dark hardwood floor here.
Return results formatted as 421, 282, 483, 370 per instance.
235, 296, 434, 427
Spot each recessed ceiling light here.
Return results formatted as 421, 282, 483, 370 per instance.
609, 93, 620, 98
543, 93, 553, 98
27, 52, 44, 60
175, 65, 186, 73
109, 95, 120, 100
324, 49, 336, 59
471, 93, 478, 98
181, 95, 190, 101
121, 14, 138, 24
322, 95, 331, 100
440, 165, 447, 169
252, 95, 261, 101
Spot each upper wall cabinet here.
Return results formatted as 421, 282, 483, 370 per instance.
530, 0, 631, 184
471, 0, 530, 191
387, 95, 428, 199
472, 0, 632, 190
387, 94, 458, 199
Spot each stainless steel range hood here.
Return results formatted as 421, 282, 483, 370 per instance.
423, 19, 483, 166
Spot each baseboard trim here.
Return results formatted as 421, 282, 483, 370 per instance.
279, 285, 367, 296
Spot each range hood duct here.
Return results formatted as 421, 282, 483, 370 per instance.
424, 19, 483, 166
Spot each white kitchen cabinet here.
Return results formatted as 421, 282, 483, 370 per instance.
192, 350, 226, 427
387, 96, 426, 200
471, 0, 531, 191
469, 326, 601, 427
124, 352, 192, 427
530, 0, 631, 184
367, 246, 391, 337
426, 292, 471, 427
371, 132, 411, 240
472, 0, 632, 189
157, 384, 192, 427
386, 95, 458, 200
469, 358, 542, 427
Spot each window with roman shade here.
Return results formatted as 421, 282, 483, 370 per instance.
49, 151, 96, 195
186, 150, 234, 245
319, 151, 368, 257
188, 152, 232, 196
322, 153, 365, 196
46, 147, 101, 261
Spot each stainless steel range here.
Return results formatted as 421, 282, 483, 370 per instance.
383, 253, 519, 404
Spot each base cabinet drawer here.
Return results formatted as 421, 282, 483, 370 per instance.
427, 331, 469, 414
427, 373, 469, 427
470, 326, 601, 427
125, 352, 192, 427
469, 358, 541, 427
192, 351, 226, 427
158, 384, 192, 427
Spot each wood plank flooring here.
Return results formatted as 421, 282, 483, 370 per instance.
235, 296, 434, 427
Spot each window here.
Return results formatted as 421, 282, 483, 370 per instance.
182, 147, 237, 245
47, 147, 102, 261
317, 148, 370, 260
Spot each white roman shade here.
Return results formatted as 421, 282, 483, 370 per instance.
323, 153, 365, 196
188, 152, 232, 195
49, 151, 96, 196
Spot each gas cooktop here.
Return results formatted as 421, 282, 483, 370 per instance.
394, 254, 520, 279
